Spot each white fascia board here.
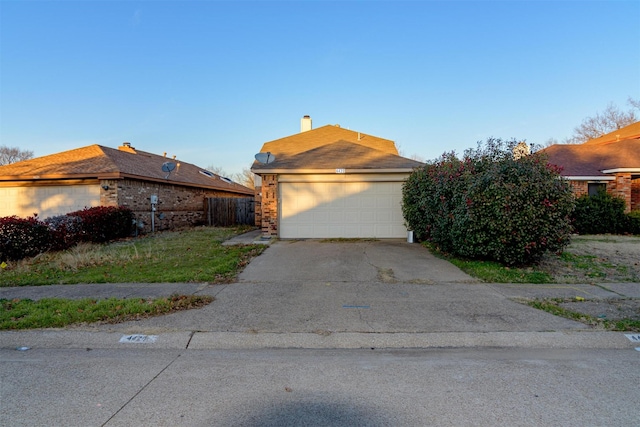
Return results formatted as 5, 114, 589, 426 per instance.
600, 168, 640, 174
564, 176, 615, 181
251, 168, 416, 174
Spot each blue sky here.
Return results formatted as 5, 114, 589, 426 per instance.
1, 0, 639, 175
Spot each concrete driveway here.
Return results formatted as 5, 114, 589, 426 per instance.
82, 239, 588, 337
238, 239, 476, 284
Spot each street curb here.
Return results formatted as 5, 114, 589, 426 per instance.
1, 330, 635, 351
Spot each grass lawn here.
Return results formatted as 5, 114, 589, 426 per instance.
421, 242, 554, 283
0, 295, 213, 330
0, 225, 265, 286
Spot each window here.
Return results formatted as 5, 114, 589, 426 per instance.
588, 183, 606, 197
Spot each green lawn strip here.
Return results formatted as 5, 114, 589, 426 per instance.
527, 298, 640, 332
0, 226, 265, 286
422, 242, 554, 283
0, 295, 213, 330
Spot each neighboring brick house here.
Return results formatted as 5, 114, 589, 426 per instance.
251, 116, 424, 238
0, 143, 254, 231
543, 121, 640, 212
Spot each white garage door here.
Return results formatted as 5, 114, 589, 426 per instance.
280, 181, 407, 238
0, 185, 101, 218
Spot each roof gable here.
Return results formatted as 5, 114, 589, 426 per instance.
0, 144, 253, 195
259, 124, 399, 157
252, 124, 421, 172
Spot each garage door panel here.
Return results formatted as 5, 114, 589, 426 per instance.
280, 181, 406, 238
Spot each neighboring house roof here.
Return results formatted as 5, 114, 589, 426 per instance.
543, 121, 640, 178
0, 144, 253, 195
252, 124, 422, 172
583, 121, 640, 145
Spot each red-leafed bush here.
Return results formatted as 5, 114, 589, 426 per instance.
0, 215, 51, 262
68, 206, 134, 243
44, 215, 84, 251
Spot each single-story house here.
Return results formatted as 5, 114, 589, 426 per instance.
543, 121, 640, 212
251, 116, 424, 239
0, 143, 254, 230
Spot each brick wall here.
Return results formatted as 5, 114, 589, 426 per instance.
260, 174, 278, 236
100, 178, 251, 232
569, 181, 588, 198
569, 177, 639, 212
254, 185, 262, 227
632, 177, 640, 211
608, 173, 632, 213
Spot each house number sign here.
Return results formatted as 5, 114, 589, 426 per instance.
335, 168, 346, 174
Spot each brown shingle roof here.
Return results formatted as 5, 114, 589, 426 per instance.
584, 121, 640, 145
259, 140, 423, 170
0, 144, 253, 195
543, 121, 640, 177
252, 124, 421, 172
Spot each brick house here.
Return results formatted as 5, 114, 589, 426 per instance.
0, 143, 254, 231
543, 121, 640, 212
251, 116, 424, 238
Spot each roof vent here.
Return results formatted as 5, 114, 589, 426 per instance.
301, 115, 312, 132
118, 142, 136, 153
335, 124, 340, 128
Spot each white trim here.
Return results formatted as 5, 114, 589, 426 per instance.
564, 176, 615, 181
252, 168, 416, 174
601, 168, 640, 174
277, 173, 410, 183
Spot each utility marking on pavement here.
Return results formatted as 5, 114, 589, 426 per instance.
343, 305, 370, 309
119, 334, 158, 343
624, 334, 640, 343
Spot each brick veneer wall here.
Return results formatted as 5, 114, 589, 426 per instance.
100, 178, 251, 232
631, 177, 640, 211
259, 174, 278, 236
608, 173, 632, 213
569, 177, 639, 212
569, 181, 588, 198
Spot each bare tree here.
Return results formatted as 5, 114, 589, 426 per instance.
232, 167, 255, 190
206, 164, 255, 189
565, 98, 639, 144
0, 146, 34, 166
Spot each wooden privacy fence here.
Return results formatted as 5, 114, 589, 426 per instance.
206, 197, 255, 226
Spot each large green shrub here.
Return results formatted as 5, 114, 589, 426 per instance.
0, 215, 51, 262
572, 191, 628, 234
627, 210, 640, 235
68, 206, 134, 243
403, 138, 575, 266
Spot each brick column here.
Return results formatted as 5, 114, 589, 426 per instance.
631, 177, 640, 211
608, 173, 632, 213
260, 174, 279, 236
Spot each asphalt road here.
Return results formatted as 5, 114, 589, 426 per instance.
2, 347, 639, 426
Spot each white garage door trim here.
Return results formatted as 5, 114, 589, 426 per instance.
0, 184, 101, 218
279, 178, 407, 239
